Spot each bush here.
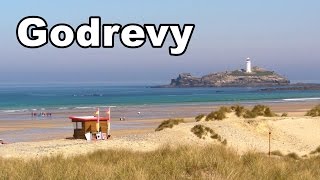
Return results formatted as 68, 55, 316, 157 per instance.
195, 114, 205, 122
305, 105, 320, 117
281, 112, 288, 117
155, 119, 185, 131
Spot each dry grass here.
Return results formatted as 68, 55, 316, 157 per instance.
271, 150, 284, 157
232, 104, 277, 119
155, 119, 185, 131
205, 106, 231, 121
310, 146, 320, 155
191, 125, 221, 141
305, 105, 320, 117
1, 145, 320, 179
231, 105, 246, 117
195, 114, 205, 122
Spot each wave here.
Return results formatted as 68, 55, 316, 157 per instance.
283, 97, 320, 101
1, 109, 29, 113
74, 106, 95, 109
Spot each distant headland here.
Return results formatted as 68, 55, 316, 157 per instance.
153, 58, 291, 88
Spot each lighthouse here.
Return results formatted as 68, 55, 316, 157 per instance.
246, 57, 252, 73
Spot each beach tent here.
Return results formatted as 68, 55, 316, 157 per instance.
69, 116, 110, 139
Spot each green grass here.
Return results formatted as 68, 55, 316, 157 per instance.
1, 145, 320, 179
155, 119, 185, 131
305, 105, 320, 117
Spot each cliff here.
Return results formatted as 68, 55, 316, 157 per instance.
155, 67, 290, 88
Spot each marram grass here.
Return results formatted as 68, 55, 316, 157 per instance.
1, 144, 320, 180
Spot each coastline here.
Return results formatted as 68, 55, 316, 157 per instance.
0, 100, 319, 143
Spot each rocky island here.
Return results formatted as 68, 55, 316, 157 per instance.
154, 58, 290, 88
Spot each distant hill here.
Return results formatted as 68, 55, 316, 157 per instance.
153, 66, 290, 88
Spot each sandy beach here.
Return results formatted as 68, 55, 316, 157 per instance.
1, 101, 320, 159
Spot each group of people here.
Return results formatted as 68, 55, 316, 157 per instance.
31, 112, 52, 117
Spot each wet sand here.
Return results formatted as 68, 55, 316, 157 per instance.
0, 101, 319, 143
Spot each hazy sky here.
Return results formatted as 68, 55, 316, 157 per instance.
1, 1, 320, 84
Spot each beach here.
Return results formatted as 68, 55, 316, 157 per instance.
1, 101, 320, 159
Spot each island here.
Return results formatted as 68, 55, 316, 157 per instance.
154, 58, 290, 88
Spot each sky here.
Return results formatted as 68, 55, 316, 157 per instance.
0, 1, 320, 85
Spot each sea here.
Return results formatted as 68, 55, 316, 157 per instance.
1, 84, 320, 142
1, 84, 320, 115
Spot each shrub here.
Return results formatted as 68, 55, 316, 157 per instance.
155, 119, 185, 131
281, 112, 288, 117
195, 114, 205, 122
305, 105, 320, 117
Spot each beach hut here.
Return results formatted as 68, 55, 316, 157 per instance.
69, 116, 110, 139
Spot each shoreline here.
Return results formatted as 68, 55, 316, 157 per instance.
0, 101, 319, 144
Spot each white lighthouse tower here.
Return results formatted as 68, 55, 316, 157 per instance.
246, 57, 252, 73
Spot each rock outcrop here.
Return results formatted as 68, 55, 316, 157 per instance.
155, 67, 290, 88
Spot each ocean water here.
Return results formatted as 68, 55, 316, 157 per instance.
1, 84, 320, 142
0, 84, 320, 112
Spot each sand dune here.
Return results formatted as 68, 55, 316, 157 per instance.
1, 114, 320, 159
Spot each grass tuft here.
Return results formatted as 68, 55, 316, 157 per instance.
310, 146, 320, 155
285, 153, 300, 160
270, 150, 283, 157
205, 106, 231, 121
155, 119, 185, 131
195, 114, 205, 122
305, 105, 320, 117
191, 125, 226, 143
